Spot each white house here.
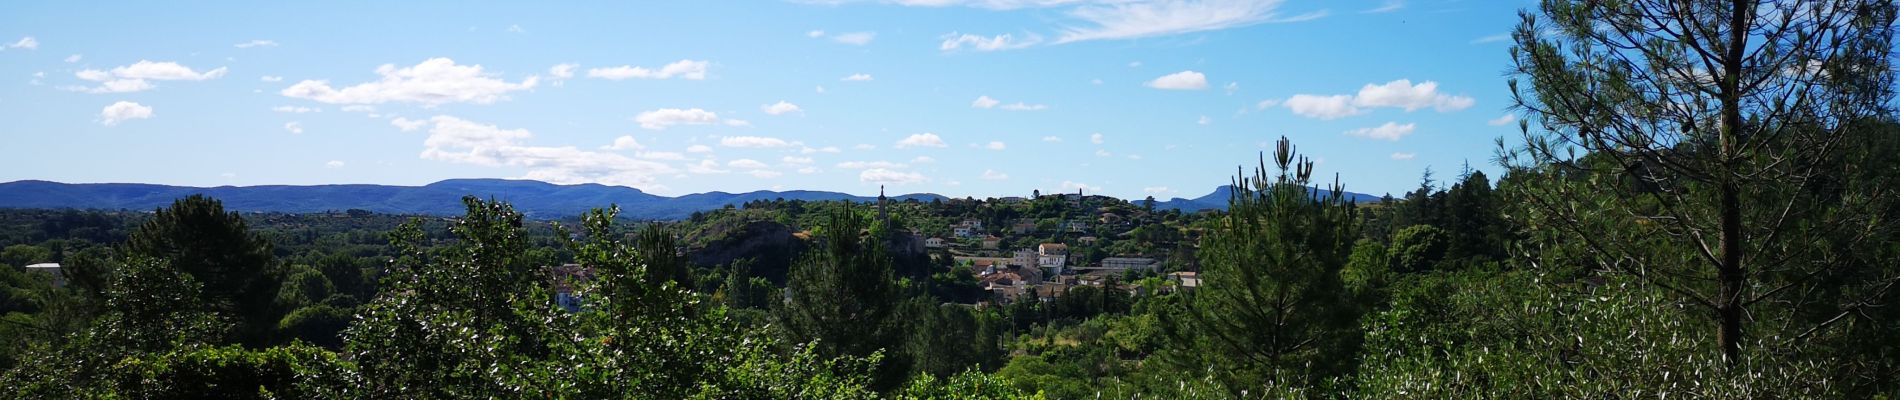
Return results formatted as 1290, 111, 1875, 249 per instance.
1101, 257, 1158, 271
1011, 249, 1037, 268
24, 263, 62, 288
1037, 243, 1069, 274
1064, 220, 1090, 233
1168, 272, 1201, 292
953, 226, 977, 238
925, 237, 947, 248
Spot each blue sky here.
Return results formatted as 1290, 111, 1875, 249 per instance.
1, 0, 1531, 199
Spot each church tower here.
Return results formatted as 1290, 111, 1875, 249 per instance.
877, 185, 888, 222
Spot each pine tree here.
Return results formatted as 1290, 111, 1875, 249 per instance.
124, 195, 280, 347
1161, 136, 1361, 391
1505, 0, 1900, 367
780, 202, 905, 387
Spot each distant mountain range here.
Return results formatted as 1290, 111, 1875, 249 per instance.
1152, 185, 1384, 212
0, 179, 1377, 219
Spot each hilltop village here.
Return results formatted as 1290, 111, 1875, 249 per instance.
676, 188, 1222, 307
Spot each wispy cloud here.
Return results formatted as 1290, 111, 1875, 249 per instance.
940, 32, 1042, 51
1362, 0, 1402, 13
1057, 0, 1325, 43
283, 58, 535, 105
1344, 121, 1416, 141
234, 39, 278, 48
587, 60, 709, 80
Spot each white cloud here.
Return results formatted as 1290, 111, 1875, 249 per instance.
507, 24, 526, 33
1283, 94, 1362, 119
762, 100, 803, 115
635, 108, 719, 130
802, 145, 842, 154
1255, 99, 1279, 109
1470, 34, 1508, 44
724, 119, 752, 127
841, 73, 874, 81
853, 144, 877, 151
325, 160, 345, 168
63, 54, 81, 63
728, 159, 771, 169
272, 106, 320, 113
234, 39, 278, 48
638, 151, 688, 161
1390, 152, 1416, 160
1487, 113, 1517, 126
981, 169, 1009, 180
1057, 0, 1323, 43
986, 141, 1007, 150
72, 60, 228, 93
783, 156, 815, 164
687, 159, 728, 174
807, 30, 826, 38
99, 101, 153, 126
1090, 132, 1104, 144
282, 58, 536, 105
409, 115, 676, 189
586, 59, 709, 80
816, 85, 827, 93
911, 156, 936, 163
1096, 149, 1113, 157
1344, 122, 1416, 141
1197, 115, 1212, 125
798, 166, 822, 174
831, 31, 878, 45
895, 132, 947, 148
390, 117, 428, 131
1363, 0, 1402, 13
1224, 82, 1239, 94
749, 170, 784, 179
284, 122, 304, 134
1282, 79, 1473, 119
71, 79, 155, 93
548, 64, 577, 79
1000, 102, 1047, 111
860, 168, 928, 185
972, 95, 1048, 111
971, 95, 1001, 109
1143, 186, 1171, 194
720, 135, 794, 148
261, 75, 284, 82
939, 32, 1041, 51
1352, 79, 1474, 112
1146, 70, 1208, 90
1042, 136, 1062, 142
548, 63, 577, 85
837, 160, 908, 169
3, 36, 38, 50
686, 144, 714, 153
604, 135, 644, 150
1060, 180, 1101, 192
